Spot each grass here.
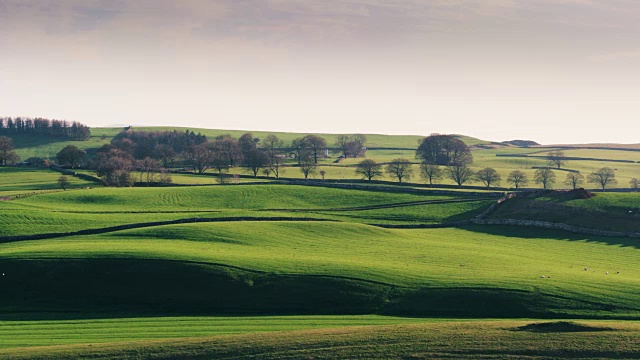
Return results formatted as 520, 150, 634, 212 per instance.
0, 167, 98, 197
0, 155, 638, 357
2, 223, 640, 318
489, 192, 640, 233
1, 184, 459, 213
0, 315, 433, 349
2, 320, 640, 359
0, 184, 482, 236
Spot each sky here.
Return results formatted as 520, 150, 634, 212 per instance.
1, 0, 639, 144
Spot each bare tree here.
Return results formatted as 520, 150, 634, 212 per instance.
335, 135, 351, 158
385, 159, 413, 183
299, 156, 317, 179
136, 157, 160, 184
243, 149, 270, 177
262, 134, 284, 163
534, 168, 556, 189
58, 175, 70, 190
547, 150, 567, 169
191, 142, 217, 174
420, 163, 442, 186
302, 135, 327, 164
319, 170, 326, 180
507, 170, 528, 189
0, 136, 19, 166
564, 172, 585, 190
447, 164, 474, 187
476, 167, 501, 189
214, 135, 243, 167
266, 156, 285, 179
290, 137, 309, 166
153, 144, 176, 168
630, 178, 639, 191
356, 159, 383, 181
588, 167, 617, 191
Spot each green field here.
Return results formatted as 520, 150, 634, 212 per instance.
2, 130, 640, 358
3, 320, 639, 359
0, 167, 99, 198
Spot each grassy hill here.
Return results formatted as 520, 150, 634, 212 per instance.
1, 131, 640, 357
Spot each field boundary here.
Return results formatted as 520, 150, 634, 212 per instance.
0, 217, 336, 243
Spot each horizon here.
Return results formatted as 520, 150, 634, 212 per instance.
2, 1, 639, 144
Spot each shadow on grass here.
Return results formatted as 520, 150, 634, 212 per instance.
458, 225, 640, 249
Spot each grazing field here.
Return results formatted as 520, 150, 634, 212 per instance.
0, 167, 98, 197
489, 192, 640, 232
3, 320, 639, 359
0, 184, 488, 236
2, 223, 640, 319
1, 134, 639, 358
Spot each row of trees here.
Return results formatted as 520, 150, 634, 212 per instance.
0, 117, 90, 140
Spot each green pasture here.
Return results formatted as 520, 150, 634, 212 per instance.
0, 315, 433, 349
0, 184, 486, 236
0, 167, 98, 197
10, 133, 111, 161
3, 320, 639, 359
1, 223, 640, 318
537, 148, 640, 162
489, 192, 640, 232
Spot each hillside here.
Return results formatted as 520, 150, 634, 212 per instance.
1, 132, 639, 358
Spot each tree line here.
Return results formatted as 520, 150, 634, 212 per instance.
0, 117, 90, 140
87, 130, 368, 186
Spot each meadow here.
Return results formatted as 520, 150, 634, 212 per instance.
1, 128, 640, 358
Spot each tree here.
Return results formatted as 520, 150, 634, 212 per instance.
290, 137, 309, 166
588, 167, 617, 191
534, 168, 556, 189
564, 172, 585, 190
416, 134, 472, 166
355, 159, 383, 181
335, 135, 351, 158
630, 178, 639, 191
58, 175, 70, 190
303, 135, 327, 164
56, 145, 85, 168
262, 134, 284, 163
385, 159, 413, 183
319, 170, 326, 180
547, 150, 567, 169
447, 164, 474, 187
239, 132, 259, 158
153, 144, 176, 168
0, 136, 19, 166
214, 135, 243, 167
91, 147, 135, 187
299, 156, 317, 179
243, 149, 269, 177
420, 163, 442, 185
506, 170, 528, 189
266, 156, 285, 179
476, 167, 501, 189
136, 157, 160, 184
335, 134, 366, 159
302, 135, 327, 164
191, 142, 217, 174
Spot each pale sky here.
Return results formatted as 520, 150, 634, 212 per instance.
1, 0, 639, 144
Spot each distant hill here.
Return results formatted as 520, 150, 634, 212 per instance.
501, 140, 540, 147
